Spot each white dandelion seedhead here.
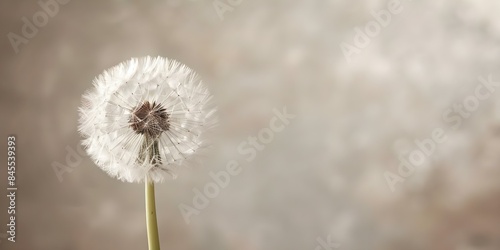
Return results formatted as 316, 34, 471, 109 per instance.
78, 56, 217, 183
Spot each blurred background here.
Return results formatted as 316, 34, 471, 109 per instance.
2, 0, 500, 249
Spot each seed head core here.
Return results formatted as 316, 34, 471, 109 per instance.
129, 101, 169, 137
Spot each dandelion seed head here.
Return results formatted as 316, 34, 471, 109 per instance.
78, 56, 217, 183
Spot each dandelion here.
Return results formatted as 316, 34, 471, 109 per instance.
78, 56, 217, 250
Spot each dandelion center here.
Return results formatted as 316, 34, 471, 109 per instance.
129, 101, 170, 137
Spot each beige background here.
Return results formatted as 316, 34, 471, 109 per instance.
2, 0, 500, 249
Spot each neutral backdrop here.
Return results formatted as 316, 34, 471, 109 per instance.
2, 0, 500, 249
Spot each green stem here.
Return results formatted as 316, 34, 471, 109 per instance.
145, 176, 160, 250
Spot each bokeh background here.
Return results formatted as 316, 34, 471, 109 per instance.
2, 0, 500, 249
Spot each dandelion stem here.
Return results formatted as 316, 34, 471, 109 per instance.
146, 175, 161, 250
144, 134, 161, 250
